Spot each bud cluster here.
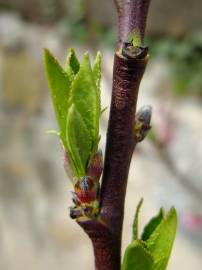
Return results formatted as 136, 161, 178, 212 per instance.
68, 150, 103, 219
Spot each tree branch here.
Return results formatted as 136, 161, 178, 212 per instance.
118, 0, 151, 48
100, 52, 148, 268
78, 219, 119, 270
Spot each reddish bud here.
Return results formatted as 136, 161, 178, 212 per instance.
74, 176, 97, 204
87, 150, 103, 182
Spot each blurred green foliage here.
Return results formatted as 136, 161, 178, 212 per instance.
55, 0, 116, 46
148, 33, 202, 99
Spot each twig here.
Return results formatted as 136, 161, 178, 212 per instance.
78, 219, 118, 270
118, 0, 151, 47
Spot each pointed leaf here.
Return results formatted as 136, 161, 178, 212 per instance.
146, 207, 177, 270
93, 51, 101, 89
65, 48, 80, 75
93, 51, 101, 114
132, 198, 143, 240
44, 49, 71, 149
66, 104, 92, 178
141, 208, 164, 241
122, 240, 154, 270
70, 53, 100, 147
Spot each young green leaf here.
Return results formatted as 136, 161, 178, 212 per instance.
66, 104, 92, 178
70, 53, 100, 148
93, 51, 101, 115
64, 48, 80, 75
146, 207, 177, 270
132, 198, 143, 240
122, 240, 154, 270
127, 29, 142, 47
93, 51, 101, 89
141, 208, 164, 241
44, 49, 71, 149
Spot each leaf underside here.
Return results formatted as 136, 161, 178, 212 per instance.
146, 208, 177, 270
141, 208, 164, 241
122, 240, 153, 270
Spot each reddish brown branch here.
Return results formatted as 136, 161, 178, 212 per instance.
100, 52, 148, 268
119, 0, 151, 47
78, 219, 119, 270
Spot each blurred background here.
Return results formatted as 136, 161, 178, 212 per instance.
0, 0, 202, 269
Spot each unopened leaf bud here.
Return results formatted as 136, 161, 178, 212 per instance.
87, 150, 103, 182
74, 176, 98, 204
135, 105, 152, 142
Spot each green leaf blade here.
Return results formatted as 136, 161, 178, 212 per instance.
65, 48, 80, 75
93, 51, 101, 114
70, 53, 100, 150
44, 49, 71, 149
66, 104, 92, 178
122, 240, 154, 270
146, 207, 177, 270
141, 208, 164, 241
93, 51, 101, 88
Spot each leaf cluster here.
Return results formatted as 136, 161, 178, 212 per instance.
44, 48, 101, 180
122, 200, 177, 270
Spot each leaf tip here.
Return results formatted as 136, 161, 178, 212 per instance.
69, 47, 76, 54
167, 207, 178, 225
44, 48, 53, 61
44, 48, 62, 70
96, 51, 101, 60
83, 52, 90, 62
132, 198, 144, 240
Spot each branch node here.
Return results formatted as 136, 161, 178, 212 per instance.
122, 43, 149, 59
